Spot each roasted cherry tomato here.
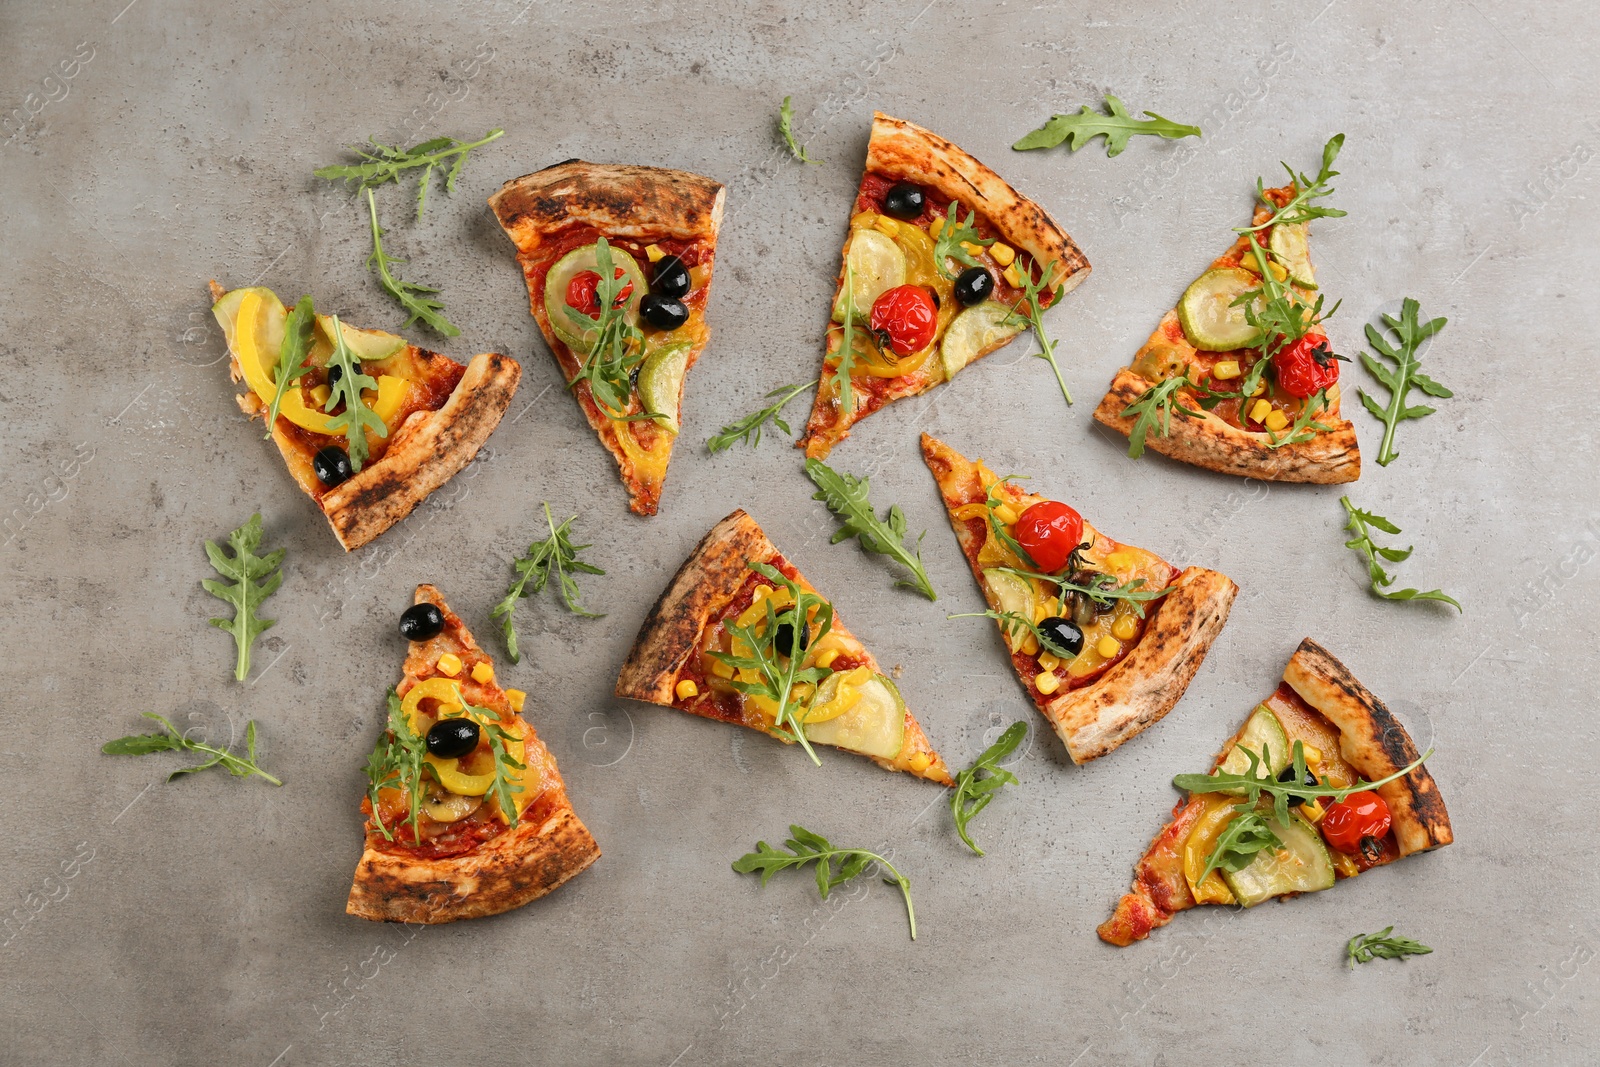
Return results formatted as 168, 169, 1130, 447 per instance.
1272, 335, 1343, 398
565, 268, 634, 319
1319, 790, 1392, 854
1012, 500, 1084, 573
868, 285, 938, 356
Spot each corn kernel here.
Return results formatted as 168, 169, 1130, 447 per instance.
311, 384, 331, 406
907, 752, 932, 773
505, 689, 526, 712
1112, 614, 1139, 641
1248, 399, 1273, 424
1303, 744, 1323, 766
470, 661, 494, 684
1021, 633, 1040, 656
1264, 409, 1290, 432
928, 215, 945, 239
815, 648, 840, 669
436, 652, 463, 677
645, 243, 666, 263
1035, 672, 1061, 696
1041, 597, 1061, 618
994, 503, 1020, 525
1300, 799, 1326, 823
675, 679, 699, 700
1095, 635, 1120, 658
990, 242, 1015, 267
1250, 379, 1266, 397
1003, 264, 1022, 288
710, 658, 735, 680
1038, 651, 1061, 671
437, 702, 462, 718
961, 241, 985, 258
1213, 360, 1241, 380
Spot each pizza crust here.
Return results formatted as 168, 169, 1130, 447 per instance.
615, 509, 953, 785
1093, 365, 1361, 484
347, 585, 600, 924
866, 112, 1090, 293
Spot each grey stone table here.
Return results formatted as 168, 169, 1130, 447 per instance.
3, 0, 1596, 1063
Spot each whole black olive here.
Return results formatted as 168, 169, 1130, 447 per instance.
1277, 764, 1320, 805
399, 603, 445, 641
640, 293, 689, 330
1036, 616, 1084, 658
652, 255, 692, 298
426, 717, 480, 759
882, 182, 925, 220
312, 446, 354, 488
953, 266, 994, 306
773, 618, 811, 658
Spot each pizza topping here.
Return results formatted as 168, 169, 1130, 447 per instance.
638, 341, 692, 432
1178, 267, 1264, 351
881, 180, 925, 220
869, 284, 938, 356
312, 446, 354, 488
953, 265, 995, 306
425, 717, 480, 759
1036, 616, 1085, 659
1319, 790, 1391, 854
802, 671, 906, 759
1007, 254, 1072, 406
1216, 807, 1335, 907
1012, 500, 1084, 572
931, 202, 994, 279
651, 254, 692, 298
834, 228, 907, 323
398, 602, 445, 641
939, 301, 1022, 379
1268, 222, 1316, 287
543, 240, 648, 357
1273, 335, 1344, 398
566, 268, 634, 318
640, 293, 690, 331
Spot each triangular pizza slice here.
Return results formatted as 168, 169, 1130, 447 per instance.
1099, 638, 1452, 946
616, 509, 952, 784
210, 282, 519, 550
922, 434, 1236, 764
798, 112, 1090, 459
348, 584, 600, 923
489, 162, 725, 515
1091, 139, 1360, 482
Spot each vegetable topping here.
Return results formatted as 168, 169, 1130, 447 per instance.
869, 284, 938, 355
1011, 500, 1084, 572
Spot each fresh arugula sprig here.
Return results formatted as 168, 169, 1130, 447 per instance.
932, 202, 994, 279
202, 513, 285, 683
707, 563, 836, 765
833, 262, 860, 418
1196, 806, 1283, 885
1005, 256, 1072, 405
323, 314, 389, 472
365, 689, 428, 843
948, 609, 1081, 660
452, 686, 526, 829
992, 566, 1170, 618
103, 713, 282, 785
707, 380, 815, 452
950, 721, 1026, 856
565, 237, 651, 419
263, 296, 316, 439
1174, 740, 1433, 830
733, 825, 916, 940
1237, 133, 1347, 233
1012, 94, 1201, 157
777, 96, 822, 164
1119, 372, 1206, 458
805, 459, 936, 601
1347, 926, 1433, 967
492, 503, 606, 663
1265, 388, 1335, 450
1236, 237, 1339, 373
365, 189, 460, 337
1340, 496, 1461, 611
315, 129, 504, 219
1357, 298, 1451, 467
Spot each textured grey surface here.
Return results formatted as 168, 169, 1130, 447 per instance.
3, 0, 1598, 1063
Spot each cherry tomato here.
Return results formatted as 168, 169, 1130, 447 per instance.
1272, 335, 1343, 398
1011, 500, 1084, 573
565, 268, 634, 319
1319, 790, 1392, 854
868, 285, 938, 356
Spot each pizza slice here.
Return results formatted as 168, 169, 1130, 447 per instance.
348, 584, 600, 923
1099, 638, 1452, 946
615, 509, 952, 784
209, 282, 519, 551
922, 434, 1236, 764
1091, 138, 1360, 482
798, 112, 1091, 459
489, 162, 725, 515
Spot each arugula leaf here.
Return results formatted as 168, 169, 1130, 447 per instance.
991, 566, 1171, 618
263, 296, 316, 439
1237, 133, 1347, 233
202, 513, 285, 683
708, 562, 837, 765
103, 712, 282, 785
1005, 256, 1072, 406
1340, 496, 1461, 612
1347, 926, 1433, 967
1357, 298, 1451, 467
1175, 741, 1433, 830
322, 314, 389, 472
1196, 807, 1283, 884
948, 608, 1082, 659
950, 721, 1026, 856
1265, 388, 1335, 450
777, 96, 822, 164
1119, 373, 1206, 458
1235, 237, 1340, 374
491, 502, 605, 663
707, 380, 815, 453
932, 202, 994, 279
733, 824, 916, 940
833, 262, 859, 418
805, 459, 936, 601
364, 689, 428, 843
1013, 94, 1201, 157
566, 237, 650, 418
315, 129, 504, 220
364, 188, 460, 337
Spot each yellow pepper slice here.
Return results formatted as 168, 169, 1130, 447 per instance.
804, 666, 871, 725
401, 677, 463, 735
1182, 794, 1242, 905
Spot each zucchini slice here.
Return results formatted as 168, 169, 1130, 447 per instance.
940, 302, 1021, 380
543, 242, 648, 354
804, 673, 905, 759
1177, 267, 1263, 351
1221, 810, 1335, 907
1213, 705, 1290, 791
832, 229, 906, 323
637, 341, 691, 433
982, 568, 1038, 652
